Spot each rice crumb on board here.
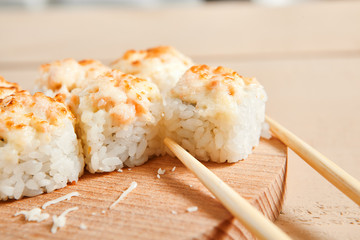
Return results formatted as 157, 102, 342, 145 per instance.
171, 166, 176, 172
91, 212, 96, 216
51, 207, 79, 234
157, 174, 160, 179
187, 206, 198, 213
101, 210, 106, 214
42, 192, 80, 209
158, 168, 165, 175
261, 122, 272, 139
117, 169, 123, 172
171, 210, 177, 215
14, 207, 49, 222
109, 181, 137, 209
79, 223, 87, 230
128, 168, 132, 171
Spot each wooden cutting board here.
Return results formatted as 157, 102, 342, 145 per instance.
0, 137, 287, 240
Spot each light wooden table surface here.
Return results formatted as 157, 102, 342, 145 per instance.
1, 1, 360, 239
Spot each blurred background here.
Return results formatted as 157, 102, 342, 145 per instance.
0, 0, 328, 9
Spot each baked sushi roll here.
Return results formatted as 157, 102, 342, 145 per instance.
111, 46, 193, 95
0, 91, 84, 200
164, 65, 267, 163
35, 58, 110, 99
70, 70, 163, 173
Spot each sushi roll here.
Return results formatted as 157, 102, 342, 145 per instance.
70, 70, 163, 173
111, 46, 193, 95
164, 65, 267, 163
35, 58, 110, 99
0, 76, 21, 99
0, 91, 84, 200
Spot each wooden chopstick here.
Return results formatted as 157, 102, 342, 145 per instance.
266, 116, 360, 206
164, 137, 292, 240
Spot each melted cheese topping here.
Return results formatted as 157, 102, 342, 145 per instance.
120, 46, 191, 63
0, 92, 74, 150
73, 70, 161, 126
110, 46, 193, 93
171, 65, 266, 121
38, 58, 110, 92
0, 87, 18, 100
0, 76, 21, 99
0, 76, 21, 90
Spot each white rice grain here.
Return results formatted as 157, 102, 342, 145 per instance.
157, 168, 165, 175
42, 192, 80, 209
186, 206, 198, 213
51, 207, 79, 234
15, 208, 49, 222
109, 181, 137, 209
79, 223, 87, 230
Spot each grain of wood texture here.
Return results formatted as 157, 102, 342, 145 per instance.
164, 138, 291, 240
0, 138, 287, 240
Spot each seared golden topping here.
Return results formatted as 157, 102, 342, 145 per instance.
171, 65, 266, 120
111, 46, 193, 94
38, 58, 110, 92
0, 91, 74, 135
74, 70, 161, 126
54, 93, 66, 104
173, 64, 261, 101
78, 59, 99, 66
189, 65, 259, 90
0, 76, 22, 99
0, 87, 18, 100
0, 76, 21, 90
120, 46, 189, 63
